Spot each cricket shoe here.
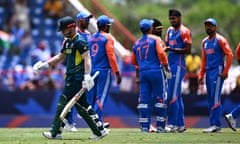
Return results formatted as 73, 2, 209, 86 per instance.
104, 122, 110, 128
177, 126, 187, 133
89, 128, 109, 140
224, 114, 237, 131
149, 125, 157, 133
64, 123, 78, 132
202, 125, 222, 133
42, 131, 62, 140
156, 127, 166, 133
141, 127, 149, 133
165, 125, 178, 133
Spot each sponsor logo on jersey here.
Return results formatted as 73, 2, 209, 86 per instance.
205, 48, 215, 54
66, 49, 72, 54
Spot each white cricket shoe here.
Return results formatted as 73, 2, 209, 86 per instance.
165, 125, 178, 133
64, 123, 78, 132
89, 128, 109, 140
177, 126, 187, 133
149, 125, 157, 133
42, 131, 62, 140
225, 113, 237, 131
104, 122, 110, 128
202, 125, 222, 133
156, 127, 166, 133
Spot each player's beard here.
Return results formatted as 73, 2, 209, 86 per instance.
81, 23, 89, 29
64, 31, 73, 38
206, 29, 215, 36
171, 22, 181, 29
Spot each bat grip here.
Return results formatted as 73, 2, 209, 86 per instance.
92, 71, 100, 79
62, 118, 68, 124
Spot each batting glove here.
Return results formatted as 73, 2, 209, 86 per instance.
33, 61, 49, 73
82, 74, 94, 91
163, 65, 172, 79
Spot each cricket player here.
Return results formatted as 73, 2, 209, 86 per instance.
61, 12, 94, 132
225, 42, 240, 132
152, 18, 164, 38
33, 16, 108, 140
132, 19, 171, 133
87, 15, 122, 128
76, 12, 93, 41
199, 18, 233, 133
165, 9, 192, 133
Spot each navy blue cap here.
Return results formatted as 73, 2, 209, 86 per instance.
204, 18, 217, 26
139, 19, 154, 32
97, 15, 114, 26
76, 12, 93, 21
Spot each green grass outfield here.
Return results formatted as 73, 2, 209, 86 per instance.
0, 128, 239, 144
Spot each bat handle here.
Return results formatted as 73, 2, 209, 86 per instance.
92, 71, 100, 79
62, 118, 68, 124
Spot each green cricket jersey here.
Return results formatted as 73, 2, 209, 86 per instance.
61, 33, 88, 80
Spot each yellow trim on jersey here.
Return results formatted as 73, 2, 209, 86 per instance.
70, 33, 78, 40
75, 49, 82, 65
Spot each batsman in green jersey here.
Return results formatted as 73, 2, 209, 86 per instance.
33, 16, 108, 140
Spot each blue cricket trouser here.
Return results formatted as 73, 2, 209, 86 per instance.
66, 110, 74, 124
205, 65, 224, 127
138, 69, 167, 131
87, 69, 112, 123
167, 65, 185, 127
231, 105, 240, 119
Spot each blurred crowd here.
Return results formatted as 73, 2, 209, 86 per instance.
0, 0, 73, 91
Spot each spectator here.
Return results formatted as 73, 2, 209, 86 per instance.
11, 0, 30, 31
185, 50, 201, 94
40, 69, 57, 90
50, 65, 65, 90
19, 31, 34, 65
43, 0, 64, 20
14, 64, 40, 91
230, 74, 240, 94
9, 20, 25, 55
31, 40, 51, 65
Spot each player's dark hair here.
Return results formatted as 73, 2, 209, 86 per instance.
152, 18, 163, 28
97, 22, 105, 31
169, 9, 181, 17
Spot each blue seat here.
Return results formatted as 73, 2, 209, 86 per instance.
0, 7, 5, 28
31, 29, 41, 42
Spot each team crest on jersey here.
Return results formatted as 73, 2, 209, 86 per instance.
66, 49, 72, 54
70, 43, 74, 49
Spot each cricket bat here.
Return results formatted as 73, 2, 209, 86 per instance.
60, 71, 100, 123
